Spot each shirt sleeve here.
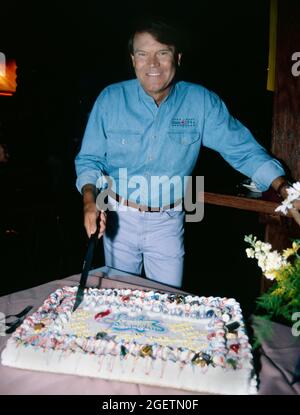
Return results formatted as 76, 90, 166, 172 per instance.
75, 91, 109, 193
202, 91, 285, 191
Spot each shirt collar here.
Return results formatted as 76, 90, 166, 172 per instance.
137, 79, 177, 108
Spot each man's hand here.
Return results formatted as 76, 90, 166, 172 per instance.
293, 198, 300, 211
289, 205, 300, 227
272, 176, 300, 226
82, 184, 107, 238
84, 202, 107, 238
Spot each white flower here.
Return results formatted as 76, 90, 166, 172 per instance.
275, 199, 293, 215
291, 182, 300, 193
254, 241, 272, 253
288, 188, 299, 199
264, 251, 286, 271
264, 271, 276, 280
257, 257, 267, 272
246, 248, 255, 258
260, 242, 272, 253
275, 181, 300, 215
246, 235, 287, 278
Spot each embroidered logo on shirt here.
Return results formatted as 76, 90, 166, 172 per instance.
171, 118, 196, 127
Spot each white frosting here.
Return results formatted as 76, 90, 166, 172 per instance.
1, 286, 257, 395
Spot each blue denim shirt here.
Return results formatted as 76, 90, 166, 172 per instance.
75, 79, 284, 207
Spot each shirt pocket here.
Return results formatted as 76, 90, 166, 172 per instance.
167, 131, 200, 145
106, 131, 142, 168
166, 131, 201, 171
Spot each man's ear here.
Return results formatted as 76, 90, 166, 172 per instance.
130, 54, 135, 68
177, 53, 182, 67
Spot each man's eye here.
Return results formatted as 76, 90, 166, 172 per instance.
159, 51, 170, 56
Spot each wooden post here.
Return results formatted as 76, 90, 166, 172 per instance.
271, 0, 300, 180
263, 0, 300, 291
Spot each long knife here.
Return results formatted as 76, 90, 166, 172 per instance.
72, 229, 99, 312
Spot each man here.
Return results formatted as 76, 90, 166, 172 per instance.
75, 19, 299, 288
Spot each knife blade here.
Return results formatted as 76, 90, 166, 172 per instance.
72, 230, 98, 312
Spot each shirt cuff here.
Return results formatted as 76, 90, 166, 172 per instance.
76, 172, 104, 193
251, 159, 285, 191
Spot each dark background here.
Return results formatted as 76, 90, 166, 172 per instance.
0, 0, 273, 317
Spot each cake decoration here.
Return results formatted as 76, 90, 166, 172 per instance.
1, 286, 257, 394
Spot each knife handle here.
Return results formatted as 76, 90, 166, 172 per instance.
90, 215, 101, 239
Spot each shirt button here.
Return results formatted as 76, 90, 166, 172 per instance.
121, 139, 126, 145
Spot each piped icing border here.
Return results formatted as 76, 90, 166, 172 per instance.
11, 286, 254, 373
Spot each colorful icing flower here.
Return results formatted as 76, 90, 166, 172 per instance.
192, 351, 211, 367
33, 323, 45, 332
94, 310, 111, 320
95, 332, 108, 340
140, 344, 153, 358
226, 358, 238, 370
229, 344, 240, 353
120, 344, 128, 359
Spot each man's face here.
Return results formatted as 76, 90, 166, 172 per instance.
131, 32, 181, 104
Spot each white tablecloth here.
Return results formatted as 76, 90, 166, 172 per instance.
2, 268, 297, 394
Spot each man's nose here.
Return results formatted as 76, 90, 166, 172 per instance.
148, 54, 159, 66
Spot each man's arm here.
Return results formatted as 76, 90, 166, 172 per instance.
271, 176, 290, 198
202, 91, 300, 225
202, 91, 286, 192
75, 91, 109, 237
82, 184, 106, 238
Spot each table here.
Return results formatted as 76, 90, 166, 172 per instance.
1, 267, 299, 395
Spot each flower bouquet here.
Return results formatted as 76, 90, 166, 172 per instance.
244, 235, 300, 393
243, 182, 300, 392
245, 235, 300, 327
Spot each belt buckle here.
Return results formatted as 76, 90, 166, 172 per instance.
148, 206, 161, 212
138, 204, 150, 212
137, 204, 160, 212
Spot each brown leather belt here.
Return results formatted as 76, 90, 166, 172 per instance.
110, 191, 182, 212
